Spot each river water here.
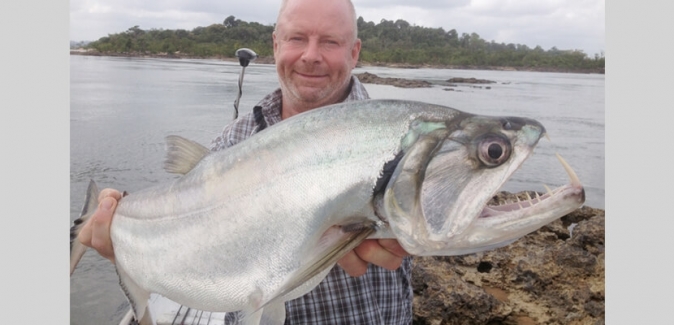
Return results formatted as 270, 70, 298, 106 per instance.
69, 55, 604, 325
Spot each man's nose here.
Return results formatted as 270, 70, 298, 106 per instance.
301, 39, 322, 63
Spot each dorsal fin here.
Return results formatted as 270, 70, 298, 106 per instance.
163, 135, 210, 175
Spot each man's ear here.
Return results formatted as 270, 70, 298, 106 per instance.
351, 38, 362, 68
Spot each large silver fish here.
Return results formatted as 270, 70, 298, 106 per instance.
70, 99, 585, 325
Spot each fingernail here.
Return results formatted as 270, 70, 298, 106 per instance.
101, 197, 114, 211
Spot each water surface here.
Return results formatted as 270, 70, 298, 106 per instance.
70, 55, 604, 325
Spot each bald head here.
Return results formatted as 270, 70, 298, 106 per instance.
276, 0, 358, 42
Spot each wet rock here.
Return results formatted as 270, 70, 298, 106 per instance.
355, 72, 432, 88
412, 191, 605, 325
412, 257, 510, 325
446, 77, 496, 84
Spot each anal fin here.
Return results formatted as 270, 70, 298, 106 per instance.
116, 266, 155, 325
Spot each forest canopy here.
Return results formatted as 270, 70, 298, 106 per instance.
82, 16, 604, 72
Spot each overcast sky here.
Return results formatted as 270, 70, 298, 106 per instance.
70, 0, 605, 56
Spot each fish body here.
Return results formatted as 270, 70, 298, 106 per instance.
70, 99, 585, 325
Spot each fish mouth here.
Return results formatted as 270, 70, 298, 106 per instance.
443, 153, 586, 255
388, 153, 586, 257
479, 153, 585, 219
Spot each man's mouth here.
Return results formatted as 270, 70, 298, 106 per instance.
295, 71, 327, 80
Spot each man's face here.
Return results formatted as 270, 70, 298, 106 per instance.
273, 0, 361, 110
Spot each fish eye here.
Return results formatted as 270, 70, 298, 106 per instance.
488, 143, 502, 159
477, 135, 511, 167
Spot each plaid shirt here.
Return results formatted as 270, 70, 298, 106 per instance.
211, 76, 413, 325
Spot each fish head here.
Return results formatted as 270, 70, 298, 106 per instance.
381, 114, 585, 256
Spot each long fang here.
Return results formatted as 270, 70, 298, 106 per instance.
543, 184, 554, 196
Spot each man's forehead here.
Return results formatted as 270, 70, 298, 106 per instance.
279, 0, 353, 24
278, 22, 353, 39
276, 2, 355, 38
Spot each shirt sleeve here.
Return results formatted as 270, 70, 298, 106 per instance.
209, 112, 259, 151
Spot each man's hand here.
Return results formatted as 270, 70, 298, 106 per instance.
77, 188, 121, 263
337, 239, 410, 277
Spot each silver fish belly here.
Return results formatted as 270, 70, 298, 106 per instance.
70, 99, 585, 325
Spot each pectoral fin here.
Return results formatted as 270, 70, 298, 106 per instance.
258, 221, 377, 311
240, 302, 286, 325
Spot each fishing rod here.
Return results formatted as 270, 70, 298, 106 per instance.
232, 48, 258, 120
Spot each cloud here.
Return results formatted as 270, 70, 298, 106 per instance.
353, 0, 604, 54
70, 0, 604, 55
354, 0, 471, 10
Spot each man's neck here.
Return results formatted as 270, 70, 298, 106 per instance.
281, 96, 346, 120
280, 78, 353, 120
280, 100, 309, 120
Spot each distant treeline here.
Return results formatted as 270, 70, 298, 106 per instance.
84, 15, 604, 72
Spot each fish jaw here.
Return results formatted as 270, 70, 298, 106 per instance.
467, 153, 585, 249
380, 112, 585, 256
381, 114, 548, 253
390, 153, 585, 256
420, 122, 545, 242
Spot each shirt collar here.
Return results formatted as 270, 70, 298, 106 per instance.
256, 75, 371, 127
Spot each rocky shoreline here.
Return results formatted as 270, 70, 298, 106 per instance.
355, 72, 433, 88
412, 191, 605, 325
367, 62, 604, 75
69, 50, 604, 74
354, 72, 500, 90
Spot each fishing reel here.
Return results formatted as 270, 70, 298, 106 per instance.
233, 48, 258, 120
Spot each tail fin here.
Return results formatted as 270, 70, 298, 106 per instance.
70, 179, 100, 276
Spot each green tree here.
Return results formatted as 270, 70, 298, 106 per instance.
82, 16, 604, 72
224, 15, 240, 28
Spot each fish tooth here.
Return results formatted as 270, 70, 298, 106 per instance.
556, 153, 582, 186
543, 184, 554, 196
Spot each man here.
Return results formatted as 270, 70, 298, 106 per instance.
78, 0, 413, 323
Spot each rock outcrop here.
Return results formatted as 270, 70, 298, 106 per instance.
354, 72, 432, 88
446, 77, 496, 84
412, 191, 605, 325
